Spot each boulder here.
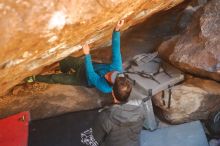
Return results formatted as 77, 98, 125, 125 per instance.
153, 75, 220, 124
0, 2, 194, 119
0, 0, 184, 96
158, 0, 220, 81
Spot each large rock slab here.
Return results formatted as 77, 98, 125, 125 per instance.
153, 76, 220, 124
0, 0, 184, 96
0, 83, 112, 120
158, 0, 220, 81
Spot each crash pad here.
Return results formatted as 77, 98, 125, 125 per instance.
124, 52, 184, 131
124, 52, 184, 97
0, 111, 30, 146
29, 109, 99, 146
29, 109, 209, 146
140, 121, 209, 146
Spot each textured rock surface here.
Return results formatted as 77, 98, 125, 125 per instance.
158, 0, 220, 81
0, 3, 190, 119
0, 0, 184, 96
0, 83, 111, 120
153, 76, 220, 124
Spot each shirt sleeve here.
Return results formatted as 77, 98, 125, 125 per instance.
110, 31, 123, 72
84, 54, 112, 93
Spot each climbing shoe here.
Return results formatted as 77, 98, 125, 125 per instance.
25, 76, 36, 83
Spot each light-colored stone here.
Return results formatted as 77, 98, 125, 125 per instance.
153, 76, 220, 124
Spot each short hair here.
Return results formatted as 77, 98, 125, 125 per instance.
113, 76, 132, 103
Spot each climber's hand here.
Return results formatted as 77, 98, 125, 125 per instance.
115, 19, 124, 31
83, 44, 90, 55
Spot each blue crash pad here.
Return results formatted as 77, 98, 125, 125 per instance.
140, 121, 209, 146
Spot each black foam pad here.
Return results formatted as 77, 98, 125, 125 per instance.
29, 109, 99, 146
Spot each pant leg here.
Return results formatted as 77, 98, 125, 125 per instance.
35, 73, 86, 86
76, 64, 88, 86
59, 56, 84, 73
59, 56, 88, 86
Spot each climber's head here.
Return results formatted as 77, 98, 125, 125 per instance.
112, 75, 132, 103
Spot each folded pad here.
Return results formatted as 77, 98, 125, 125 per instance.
125, 52, 184, 98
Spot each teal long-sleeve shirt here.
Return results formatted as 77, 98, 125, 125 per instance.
84, 31, 123, 93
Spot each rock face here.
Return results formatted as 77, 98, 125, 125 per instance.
0, 0, 184, 96
158, 0, 220, 81
153, 76, 220, 124
0, 3, 191, 120
0, 83, 112, 120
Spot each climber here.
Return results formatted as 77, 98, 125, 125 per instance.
26, 20, 131, 94
90, 76, 145, 146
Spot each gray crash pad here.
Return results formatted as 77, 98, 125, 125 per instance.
125, 52, 184, 97
124, 52, 184, 131
140, 121, 209, 146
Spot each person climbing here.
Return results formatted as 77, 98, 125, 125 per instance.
90, 76, 145, 146
26, 20, 130, 94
